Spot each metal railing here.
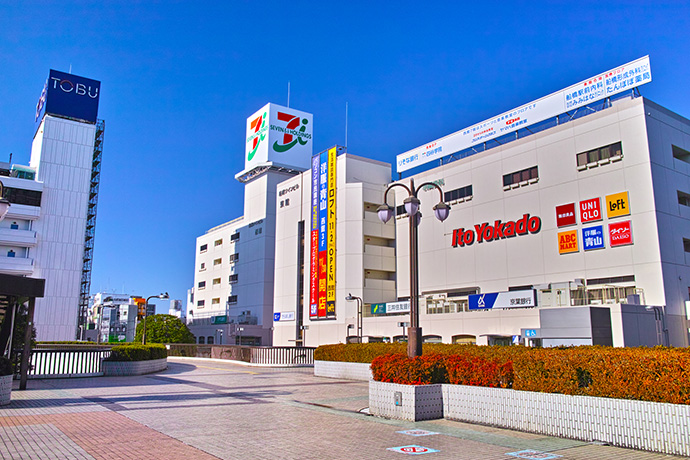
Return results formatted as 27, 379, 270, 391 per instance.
167, 344, 315, 366
16, 346, 112, 379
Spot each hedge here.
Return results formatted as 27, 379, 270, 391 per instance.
323, 343, 690, 405
105, 344, 167, 362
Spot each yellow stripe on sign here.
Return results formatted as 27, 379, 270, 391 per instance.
326, 146, 337, 312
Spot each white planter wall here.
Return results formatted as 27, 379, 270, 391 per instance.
443, 384, 690, 457
314, 360, 372, 381
369, 381, 443, 421
102, 358, 167, 376
0, 374, 11, 406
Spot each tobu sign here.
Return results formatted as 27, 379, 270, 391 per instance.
580, 197, 602, 223
451, 214, 541, 247
556, 203, 576, 227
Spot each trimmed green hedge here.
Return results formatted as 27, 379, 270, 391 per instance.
314, 343, 519, 363
105, 344, 167, 362
348, 344, 690, 405
0, 356, 12, 376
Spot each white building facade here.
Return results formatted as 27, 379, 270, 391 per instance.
0, 70, 102, 341
273, 58, 690, 348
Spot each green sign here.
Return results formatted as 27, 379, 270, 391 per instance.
212, 315, 228, 324
371, 303, 386, 315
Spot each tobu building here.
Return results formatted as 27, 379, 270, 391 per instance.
272, 56, 690, 348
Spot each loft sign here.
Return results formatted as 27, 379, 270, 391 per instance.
452, 213, 541, 247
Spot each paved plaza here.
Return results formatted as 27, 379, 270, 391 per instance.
1, 358, 686, 460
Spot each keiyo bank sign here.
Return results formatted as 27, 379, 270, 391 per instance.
245, 103, 313, 171
451, 213, 541, 247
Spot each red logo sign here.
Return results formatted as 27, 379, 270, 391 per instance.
609, 220, 633, 247
580, 197, 602, 223
556, 203, 576, 227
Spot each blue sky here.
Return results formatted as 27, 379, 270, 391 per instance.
1, 1, 689, 312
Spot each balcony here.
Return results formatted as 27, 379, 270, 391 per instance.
0, 228, 37, 247
6, 203, 40, 220
0, 255, 34, 275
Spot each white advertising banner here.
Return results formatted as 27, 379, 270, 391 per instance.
245, 103, 313, 171
386, 301, 411, 314
397, 56, 652, 173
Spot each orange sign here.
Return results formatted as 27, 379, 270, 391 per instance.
558, 229, 579, 254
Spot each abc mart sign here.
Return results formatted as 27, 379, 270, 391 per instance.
245, 103, 313, 171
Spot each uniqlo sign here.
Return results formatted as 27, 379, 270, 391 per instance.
580, 197, 602, 223
609, 220, 633, 247
555, 203, 576, 227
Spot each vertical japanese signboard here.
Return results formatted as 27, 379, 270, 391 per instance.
326, 147, 337, 317
309, 155, 320, 318
317, 151, 329, 317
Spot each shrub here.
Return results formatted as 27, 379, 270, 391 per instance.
371, 353, 448, 385
0, 357, 12, 376
106, 344, 167, 362
445, 355, 513, 388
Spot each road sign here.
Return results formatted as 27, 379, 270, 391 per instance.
387, 445, 440, 455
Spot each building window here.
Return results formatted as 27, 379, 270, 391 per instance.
215, 239, 223, 246
213, 278, 221, 286
395, 204, 407, 217
444, 185, 473, 203
212, 297, 220, 305
200, 244, 208, 253
199, 262, 206, 271
229, 253, 239, 263
679, 191, 690, 207
503, 166, 538, 189
198, 336, 205, 344
213, 258, 222, 266
2, 187, 42, 207
231, 232, 240, 242
684, 238, 690, 253
207, 336, 214, 344
197, 300, 205, 307
198, 281, 206, 289
673, 145, 690, 164
577, 141, 623, 169
229, 274, 238, 284
228, 295, 238, 305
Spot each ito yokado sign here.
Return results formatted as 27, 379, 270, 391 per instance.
245, 103, 313, 171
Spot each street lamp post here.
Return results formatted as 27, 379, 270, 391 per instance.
378, 178, 449, 358
345, 293, 363, 343
346, 324, 354, 343
216, 328, 223, 345
142, 292, 169, 344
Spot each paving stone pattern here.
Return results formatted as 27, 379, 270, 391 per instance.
1, 358, 686, 460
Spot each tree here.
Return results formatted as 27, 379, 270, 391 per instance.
134, 314, 195, 344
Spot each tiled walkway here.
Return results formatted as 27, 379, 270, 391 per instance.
1, 358, 686, 460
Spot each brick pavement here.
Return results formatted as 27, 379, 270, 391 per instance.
1, 357, 686, 460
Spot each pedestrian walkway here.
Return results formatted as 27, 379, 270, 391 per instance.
1, 358, 686, 459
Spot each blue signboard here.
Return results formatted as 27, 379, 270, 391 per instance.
525, 329, 537, 337
36, 70, 100, 126
582, 225, 605, 251
469, 290, 536, 310
371, 303, 386, 315
273, 313, 281, 322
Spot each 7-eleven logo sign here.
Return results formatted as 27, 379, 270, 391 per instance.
272, 112, 310, 153
247, 112, 267, 161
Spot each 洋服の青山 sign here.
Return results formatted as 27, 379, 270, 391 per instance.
451, 214, 541, 247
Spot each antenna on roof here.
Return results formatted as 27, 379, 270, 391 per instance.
287, 81, 291, 108
345, 102, 349, 149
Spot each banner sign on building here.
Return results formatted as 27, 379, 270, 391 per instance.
371, 301, 411, 315
309, 155, 320, 318
326, 147, 337, 317
469, 290, 536, 310
580, 197, 602, 223
396, 56, 652, 173
273, 312, 295, 322
558, 229, 579, 254
606, 191, 630, 219
609, 220, 633, 247
36, 69, 101, 125
556, 203, 577, 227
371, 303, 386, 315
245, 103, 313, 172
582, 225, 605, 251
